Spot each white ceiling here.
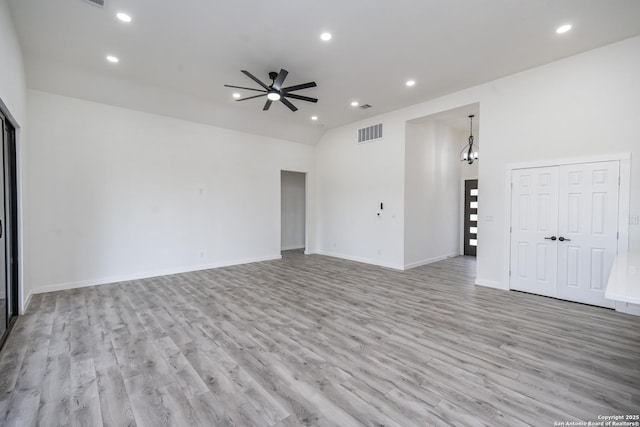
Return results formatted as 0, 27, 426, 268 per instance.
8, 0, 640, 144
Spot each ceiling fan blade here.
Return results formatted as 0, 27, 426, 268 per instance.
236, 93, 267, 101
263, 100, 272, 111
272, 69, 289, 91
280, 97, 298, 112
282, 81, 317, 92
283, 93, 318, 103
241, 70, 270, 90
224, 84, 266, 93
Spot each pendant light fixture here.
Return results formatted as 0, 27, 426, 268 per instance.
460, 114, 479, 164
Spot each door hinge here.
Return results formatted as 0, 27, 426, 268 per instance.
510, 226, 512, 233
509, 270, 511, 277
617, 231, 619, 240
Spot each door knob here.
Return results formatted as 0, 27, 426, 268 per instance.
558, 236, 571, 242
544, 236, 557, 241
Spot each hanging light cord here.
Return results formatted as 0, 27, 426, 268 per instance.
466, 115, 475, 164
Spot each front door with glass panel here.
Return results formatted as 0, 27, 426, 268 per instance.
464, 179, 478, 256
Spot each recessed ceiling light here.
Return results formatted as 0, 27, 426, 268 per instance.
406, 80, 416, 87
556, 24, 572, 34
116, 12, 132, 23
232, 93, 241, 99
311, 116, 318, 121
320, 32, 332, 41
351, 101, 359, 107
106, 55, 119, 63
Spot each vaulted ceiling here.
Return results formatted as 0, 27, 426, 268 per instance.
8, 0, 640, 143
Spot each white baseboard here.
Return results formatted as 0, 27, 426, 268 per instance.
615, 301, 640, 316
20, 289, 33, 314
281, 245, 305, 251
475, 278, 509, 291
313, 250, 404, 270
32, 254, 282, 295
404, 252, 459, 270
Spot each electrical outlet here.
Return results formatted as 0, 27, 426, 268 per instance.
630, 216, 639, 225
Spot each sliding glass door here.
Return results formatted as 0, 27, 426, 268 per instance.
0, 108, 18, 350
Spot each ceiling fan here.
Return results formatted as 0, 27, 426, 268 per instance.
224, 69, 317, 112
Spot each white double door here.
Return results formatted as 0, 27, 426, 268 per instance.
510, 161, 620, 308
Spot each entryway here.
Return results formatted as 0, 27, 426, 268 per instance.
281, 170, 306, 253
509, 160, 623, 308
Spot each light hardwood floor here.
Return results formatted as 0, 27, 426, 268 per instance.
1, 251, 639, 426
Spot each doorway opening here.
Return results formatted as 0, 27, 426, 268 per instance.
280, 171, 306, 254
404, 103, 479, 271
0, 106, 19, 351
463, 179, 478, 256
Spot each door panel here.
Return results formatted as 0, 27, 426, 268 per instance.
567, 246, 580, 286
510, 167, 559, 297
536, 243, 550, 281
556, 161, 619, 308
463, 179, 478, 256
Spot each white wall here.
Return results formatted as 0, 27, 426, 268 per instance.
281, 171, 306, 250
315, 35, 640, 289
314, 120, 406, 269
26, 90, 315, 293
404, 120, 461, 268
0, 0, 29, 312
476, 35, 640, 289
0, 0, 26, 125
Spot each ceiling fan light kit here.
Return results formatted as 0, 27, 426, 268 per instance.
225, 69, 317, 112
267, 91, 281, 101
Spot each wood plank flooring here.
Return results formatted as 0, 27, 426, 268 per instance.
1, 251, 639, 426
